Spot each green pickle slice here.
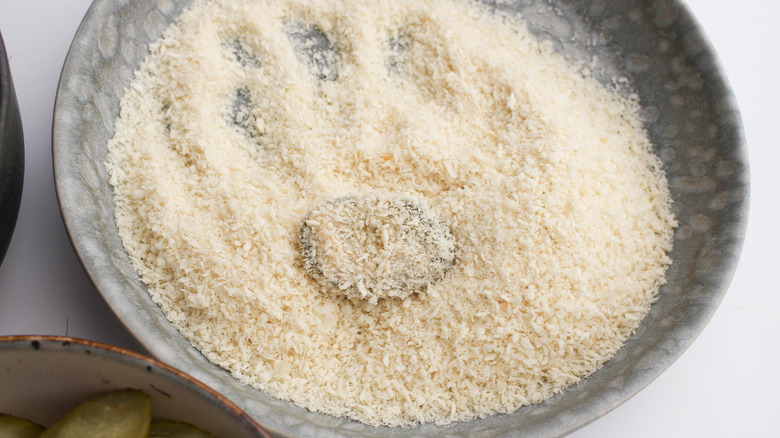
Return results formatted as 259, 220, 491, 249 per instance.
148, 421, 216, 437
0, 414, 46, 438
40, 389, 152, 438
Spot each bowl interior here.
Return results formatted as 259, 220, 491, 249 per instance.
53, 0, 748, 437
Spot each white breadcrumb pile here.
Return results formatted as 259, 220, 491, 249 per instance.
300, 194, 456, 302
106, 0, 676, 427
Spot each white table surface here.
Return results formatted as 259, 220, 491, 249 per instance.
0, 1, 777, 436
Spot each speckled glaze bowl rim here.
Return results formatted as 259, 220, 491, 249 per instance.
51, 0, 749, 437
0, 31, 12, 129
0, 31, 13, 140
0, 335, 274, 438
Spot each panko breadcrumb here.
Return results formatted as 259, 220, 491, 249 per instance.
107, 0, 676, 427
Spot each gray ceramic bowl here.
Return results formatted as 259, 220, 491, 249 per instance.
0, 30, 24, 266
52, 0, 749, 437
0, 336, 273, 437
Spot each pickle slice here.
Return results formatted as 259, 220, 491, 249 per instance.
148, 421, 216, 437
0, 414, 45, 438
39, 389, 152, 438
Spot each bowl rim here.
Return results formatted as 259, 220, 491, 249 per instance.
0, 31, 11, 125
0, 32, 10, 124
0, 335, 274, 438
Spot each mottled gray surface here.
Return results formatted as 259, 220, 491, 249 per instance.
52, 0, 748, 437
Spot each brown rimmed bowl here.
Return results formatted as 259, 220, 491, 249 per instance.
0, 336, 273, 437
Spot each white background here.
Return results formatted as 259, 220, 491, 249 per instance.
0, 1, 777, 436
